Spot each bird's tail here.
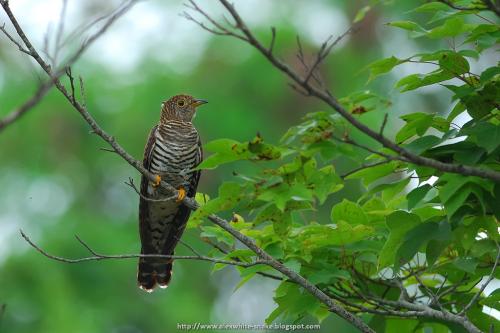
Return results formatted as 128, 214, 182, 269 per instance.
137, 255, 173, 292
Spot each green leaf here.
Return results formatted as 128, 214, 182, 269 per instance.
196, 139, 249, 169
200, 226, 234, 246
427, 17, 474, 39
443, 184, 473, 218
480, 289, 500, 311
354, 5, 371, 23
396, 70, 455, 92
307, 165, 343, 204
426, 238, 449, 267
345, 161, 397, 186
188, 182, 242, 227
258, 182, 313, 211
299, 221, 374, 250
439, 52, 470, 75
412, 2, 450, 13
396, 113, 434, 143
379, 211, 421, 269
197, 137, 282, 169
331, 199, 369, 225
439, 174, 469, 203
453, 257, 478, 274
480, 66, 500, 83
447, 101, 466, 121
461, 81, 499, 119
397, 222, 439, 265
407, 184, 432, 210
404, 135, 441, 154
388, 20, 425, 32
470, 122, 500, 153
458, 49, 479, 60
366, 56, 403, 82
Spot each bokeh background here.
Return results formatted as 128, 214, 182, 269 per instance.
0, 1, 497, 332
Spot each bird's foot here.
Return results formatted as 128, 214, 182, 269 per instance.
152, 175, 162, 188
176, 187, 186, 203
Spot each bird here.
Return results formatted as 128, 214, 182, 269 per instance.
137, 94, 206, 292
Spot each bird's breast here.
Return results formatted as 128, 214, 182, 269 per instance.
148, 123, 200, 188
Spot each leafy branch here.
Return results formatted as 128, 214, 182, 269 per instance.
185, 0, 500, 183
0, 2, 376, 332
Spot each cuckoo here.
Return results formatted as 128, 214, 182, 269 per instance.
138, 94, 206, 292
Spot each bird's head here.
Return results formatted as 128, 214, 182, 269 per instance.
160, 94, 207, 122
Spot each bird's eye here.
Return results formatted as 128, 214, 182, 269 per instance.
177, 100, 185, 107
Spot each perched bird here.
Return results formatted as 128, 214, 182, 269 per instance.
137, 94, 206, 292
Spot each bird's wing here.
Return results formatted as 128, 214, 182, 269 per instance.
138, 125, 158, 253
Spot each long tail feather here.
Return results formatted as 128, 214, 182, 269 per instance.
137, 257, 173, 292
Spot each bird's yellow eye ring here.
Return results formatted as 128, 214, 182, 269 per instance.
177, 100, 185, 107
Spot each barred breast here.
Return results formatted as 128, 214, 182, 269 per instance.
149, 121, 200, 189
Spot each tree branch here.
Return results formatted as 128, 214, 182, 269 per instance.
2, 3, 376, 332
0, 76, 55, 132
438, 0, 500, 17
20, 229, 269, 268
0, 0, 137, 133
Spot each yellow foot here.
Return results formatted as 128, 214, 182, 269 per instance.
176, 187, 186, 203
152, 175, 161, 188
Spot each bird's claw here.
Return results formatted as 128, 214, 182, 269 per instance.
176, 187, 186, 203
152, 175, 161, 188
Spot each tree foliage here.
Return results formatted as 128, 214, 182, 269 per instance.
189, 1, 500, 331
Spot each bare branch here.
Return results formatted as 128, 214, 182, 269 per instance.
0, 0, 137, 133
181, 0, 247, 41
268, 26, 276, 54
20, 229, 269, 268
379, 113, 388, 136
303, 26, 356, 85
75, 234, 101, 256
414, 273, 444, 310
295, 36, 322, 86
0, 76, 55, 132
0, 22, 30, 54
78, 76, 87, 108
53, 0, 68, 65
66, 67, 76, 103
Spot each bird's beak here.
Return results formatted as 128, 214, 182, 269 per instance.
192, 98, 208, 108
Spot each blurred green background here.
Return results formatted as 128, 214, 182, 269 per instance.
0, 1, 496, 332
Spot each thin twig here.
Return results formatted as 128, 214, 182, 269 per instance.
414, 274, 443, 309
0, 22, 30, 54
53, 0, 68, 65
379, 113, 388, 136
66, 67, 76, 103
0, 0, 137, 133
0, 75, 56, 132
20, 229, 269, 268
268, 26, 276, 54
125, 177, 178, 203
303, 26, 356, 85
